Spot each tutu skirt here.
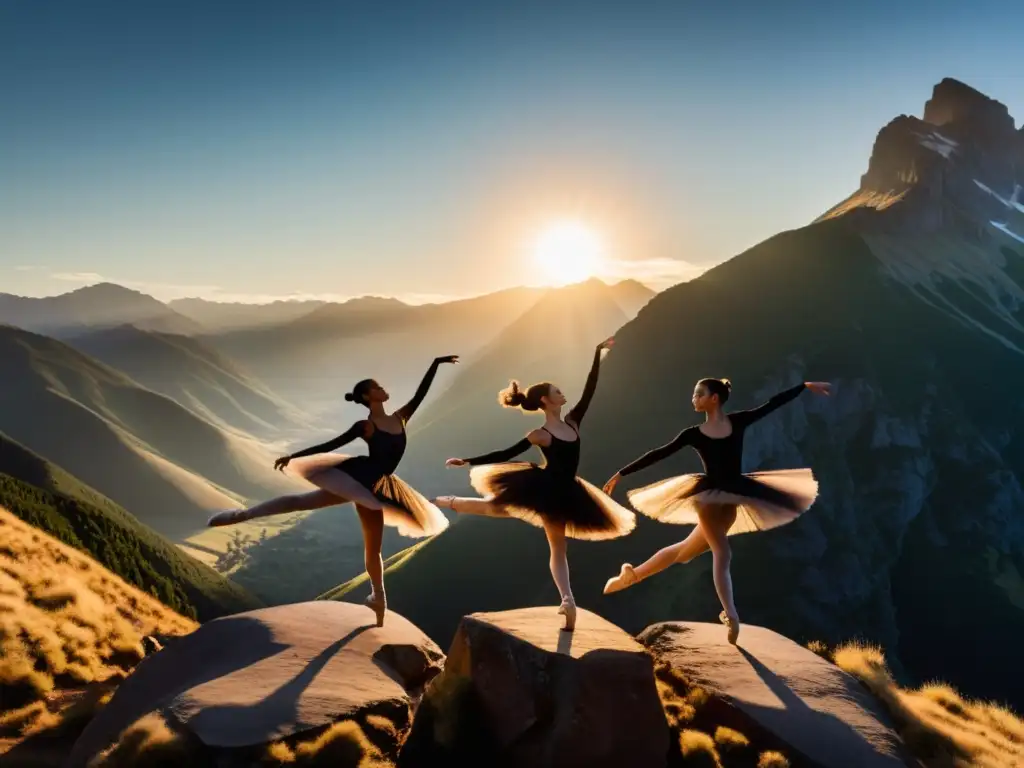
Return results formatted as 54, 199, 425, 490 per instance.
626, 468, 818, 536
469, 462, 635, 541
287, 453, 448, 538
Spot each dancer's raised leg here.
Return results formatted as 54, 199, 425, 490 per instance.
603, 525, 710, 593
208, 489, 342, 527
306, 469, 387, 512
543, 520, 576, 631
697, 503, 740, 643
432, 495, 505, 517
357, 504, 387, 627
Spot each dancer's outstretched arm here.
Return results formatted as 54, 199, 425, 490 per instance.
396, 355, 460, 423
566, 337, 614, 429
446, 430, 545, 467
275, 421, 369, 470
729, 381, 830, 429
603, 427, 696, 494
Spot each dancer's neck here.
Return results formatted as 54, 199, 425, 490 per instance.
542, 407, 563, 429
368, 402, 388, 419
704, 407, 727, 424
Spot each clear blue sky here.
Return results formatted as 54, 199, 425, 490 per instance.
2, 0, 1022, 303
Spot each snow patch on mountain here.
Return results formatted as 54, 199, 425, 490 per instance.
991, 221, 1024, 245
918, 130, 958, 158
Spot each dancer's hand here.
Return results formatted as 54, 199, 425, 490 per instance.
273, 456, 291, 472
805, 381, 832, 396
445, 458, 467, 468
603, 473, 621, 495
435, 355, 460, 365
597, 337, 615, 352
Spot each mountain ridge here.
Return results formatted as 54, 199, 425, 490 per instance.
0, 324, 305, 548
0, 282, 202, 337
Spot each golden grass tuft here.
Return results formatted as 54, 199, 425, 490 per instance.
830, 640, 1024, 768
87, 712, 198, 768
757, 751, 790, 768
0, 507, 196, 715
678, 728, 722, 767
0, 700, 61, 735
805, 639, 831, 660
263, 719, 395, 767
360, 713, 405, 756
713, 726, 750, 751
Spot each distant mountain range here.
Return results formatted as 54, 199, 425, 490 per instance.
168, 296, 328, 331
0, 283, 201, 337
326, 77, 1024, 711
66, 325, 312, 440
0, 324, 305, 547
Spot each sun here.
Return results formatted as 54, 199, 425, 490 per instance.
532, 220, 604, 286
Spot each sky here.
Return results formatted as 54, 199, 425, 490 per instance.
2, 0, 1023, 304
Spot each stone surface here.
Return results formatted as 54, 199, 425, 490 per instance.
410, 606, 670, 768
64, 601, 444, 767
638, 621, 911, 768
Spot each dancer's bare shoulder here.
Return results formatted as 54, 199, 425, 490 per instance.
527, 428, 551, 446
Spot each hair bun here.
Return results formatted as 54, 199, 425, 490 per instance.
344, 392, 355, 402
499, 380, 527, 408
721, 378, 732, 389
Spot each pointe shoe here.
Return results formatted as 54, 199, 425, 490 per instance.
365, 593, 387, 627
603, 563, 638, 594
207, 509, 251, 527
432, 495, 456, 511
558, 596, 577, 632
719, 610, 740, 645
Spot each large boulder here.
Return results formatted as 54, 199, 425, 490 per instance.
402, 606, 670, 768
638, 621, 911, 768
64, 601, 444, 767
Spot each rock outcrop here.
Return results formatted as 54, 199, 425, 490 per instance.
639, 621, 910, 768
402, 606, 670, 768
63, 601, 445, 767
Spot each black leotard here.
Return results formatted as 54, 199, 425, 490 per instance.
285, 357, 445, 488
461, 345, 602, 469
617, 383, 806, 481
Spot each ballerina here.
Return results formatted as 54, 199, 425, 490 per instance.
433, 338, 635, 631
207, 355, 458, 625
602, 377, 831, 644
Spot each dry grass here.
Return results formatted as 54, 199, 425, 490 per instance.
813, 639, 1024, 768
262, 719, 395, 767
714, 726, 751, 751
87, 712, 200, 768
679, 728, 723, 767
0, 507, 196, 714
756, 751, 790, 767
652, 661, 789, 768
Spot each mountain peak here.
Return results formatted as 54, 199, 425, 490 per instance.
819, 77, 1024, 243
67, 282, 152, 300
923, 77, 1017, 135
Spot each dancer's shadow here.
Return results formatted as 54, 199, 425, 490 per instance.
188, 624, 374, 740
64, 615, 293, 768
736, 647, 906, 767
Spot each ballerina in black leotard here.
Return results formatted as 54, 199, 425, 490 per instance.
601, 377, 831, 644
433, 338, 635, 631
207, 355, 457, 625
